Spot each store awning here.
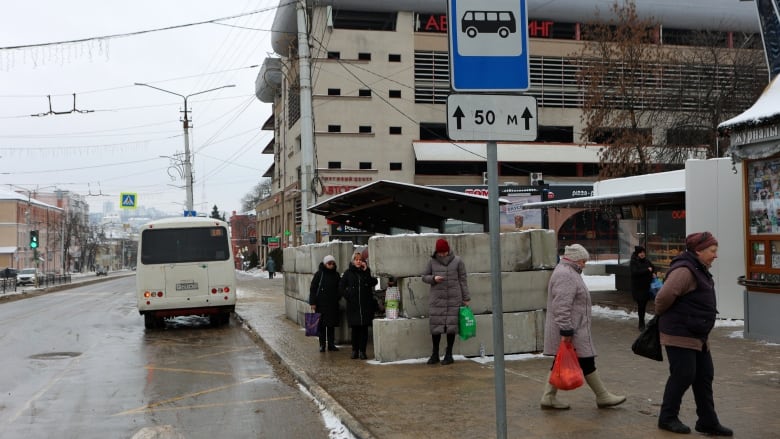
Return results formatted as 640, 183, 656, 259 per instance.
308, 180, 508, 234
521, 188, 685, 209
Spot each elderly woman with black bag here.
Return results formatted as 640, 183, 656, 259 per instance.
654, 231, 732, 436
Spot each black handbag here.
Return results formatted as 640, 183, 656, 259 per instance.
632, 316, 663, 361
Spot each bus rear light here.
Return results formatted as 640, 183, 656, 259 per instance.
211, 288, 217, 294
157, 291, 163, 297
144, 291, 151, 298
223, 287, 230, 293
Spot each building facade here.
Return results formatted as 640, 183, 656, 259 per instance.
254, 0, 764, 254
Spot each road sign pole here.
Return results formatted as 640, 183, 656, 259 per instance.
487, 141, 507, 439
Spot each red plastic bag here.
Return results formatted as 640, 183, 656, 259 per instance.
549, 340, 584, 390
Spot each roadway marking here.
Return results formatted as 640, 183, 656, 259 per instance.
121, 396, 295, 415
143, 365, 268, 377
114, 376, 273, 416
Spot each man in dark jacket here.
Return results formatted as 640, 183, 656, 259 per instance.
309, 255, 342, 352
654, 231, 732, 436
339, 251, 377, 359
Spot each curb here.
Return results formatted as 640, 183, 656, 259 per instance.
235, 313, 376, 439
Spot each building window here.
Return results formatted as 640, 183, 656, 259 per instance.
328, 125, 341, 133
389, 162, 402, 171
359, 162, 372, 170
327, 88, 341, 96
359, 88, 372, 97
389, 54, 401, 62
359, 125, 372, 134
420, 123, 448, 140
389, 90, 401, 98
332, 10, 397, 31
328, 161, 341, 169
327, 51, 341, 60
358, 52, 371, 61
389, 126, 402, 135
537, 126, 574, 143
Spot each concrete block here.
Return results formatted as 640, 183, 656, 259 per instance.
308, 241, 356, 273
369, 232, 536, 278
284, 295, 310, 326
398, 271, 550, 318
372, 310, 543, 363
284, 272, 315, 302
529, 229, 558, 269
283, 246, 297, 274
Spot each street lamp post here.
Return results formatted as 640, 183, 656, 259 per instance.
134, 83, 235, 213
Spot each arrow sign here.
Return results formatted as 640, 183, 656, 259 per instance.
446, 94, 538, 141
452, 106, 466, 129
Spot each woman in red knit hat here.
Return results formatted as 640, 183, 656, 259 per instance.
654, 231, 732, 436
421, 238, 471, 365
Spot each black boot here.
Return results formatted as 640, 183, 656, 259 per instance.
319, 343, 326, 353
658, 418, 691, 434
441, 334, 455, 365
351, 350, 359, 359
695, 423, 733, 436
326, 327, 339, 351
427, 334, 441, 364
359, 351, 368, 360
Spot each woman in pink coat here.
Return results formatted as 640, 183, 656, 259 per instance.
540, 244, 626, 410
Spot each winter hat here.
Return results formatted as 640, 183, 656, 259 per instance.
435, 238, 450, 253
563, 244, 589, 261
686, 231, 718, 252
634, 245, 646, 254
323, 255, 336, 265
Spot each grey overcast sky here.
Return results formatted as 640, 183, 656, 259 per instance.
0, 1, 278, 217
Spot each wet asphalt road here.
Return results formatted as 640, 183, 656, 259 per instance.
0, 276, 329, 439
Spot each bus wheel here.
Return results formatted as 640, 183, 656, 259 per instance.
212, 312, 230, 327
498, 27, 510, 38
144, 314, 164, 329
466, 27, 477, 38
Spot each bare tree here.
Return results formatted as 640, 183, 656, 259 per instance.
577, 0, 767, 178
241, 178, 273, 212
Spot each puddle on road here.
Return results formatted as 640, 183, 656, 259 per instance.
29, 351, 82, 360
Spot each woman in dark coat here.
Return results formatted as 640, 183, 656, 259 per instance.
339, 251, 378, 360
421, 238, 471, 365
630, 245, 655, 331
309, 255, 342, 352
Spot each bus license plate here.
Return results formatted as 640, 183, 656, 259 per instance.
176, 282, 199, 291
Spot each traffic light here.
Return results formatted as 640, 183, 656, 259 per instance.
29, 230, 39, 249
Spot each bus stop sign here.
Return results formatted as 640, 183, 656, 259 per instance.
448, 0, 529, 91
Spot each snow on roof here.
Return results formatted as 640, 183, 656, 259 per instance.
0, 188, 61, 210
719, 76, 780, 131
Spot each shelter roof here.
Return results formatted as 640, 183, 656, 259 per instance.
521, 188, 684, 209
308, 180, 507, 234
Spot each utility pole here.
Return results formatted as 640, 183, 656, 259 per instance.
296, 0, 316, 244
134, 83, 235, 214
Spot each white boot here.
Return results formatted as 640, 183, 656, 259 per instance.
540, 373, 570, 410
584, 371, 626, 408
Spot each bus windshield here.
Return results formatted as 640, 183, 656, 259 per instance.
141, 226, 230, 264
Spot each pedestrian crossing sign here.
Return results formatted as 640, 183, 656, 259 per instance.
120, 192, 137, 209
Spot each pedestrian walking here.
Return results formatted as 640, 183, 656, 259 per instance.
421, 238, 471, 366
540, 243, 626, 410
654, 231, 733, 436
630, 245, 655, 331
339, 250, 378, 359
309, 255, 342, 352
266, 257, 276, 279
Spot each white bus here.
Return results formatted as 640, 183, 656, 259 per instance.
136, 217, 236, 329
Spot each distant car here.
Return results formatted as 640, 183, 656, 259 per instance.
96, 267, 108, 276
1, 267, 17, 279
16, 268, 39, 286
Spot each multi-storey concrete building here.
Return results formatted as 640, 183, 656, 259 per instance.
253, 0, 763, 257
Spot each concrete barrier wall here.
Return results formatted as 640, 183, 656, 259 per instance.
282, 231, 556, 359
398, 270, 550, 318
372, 310, 545, 363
